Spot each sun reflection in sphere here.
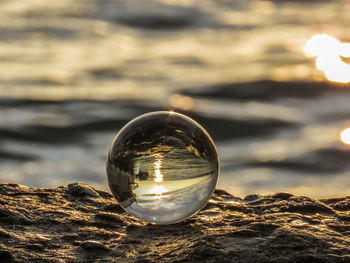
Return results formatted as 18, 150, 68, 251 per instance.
153, 156, 164, 183
152, 185, 167, 196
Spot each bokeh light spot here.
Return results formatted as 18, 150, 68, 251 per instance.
340, 128, 350, 145
304, 34, 350, 84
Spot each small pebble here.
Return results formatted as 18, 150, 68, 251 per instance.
67, 183, 99, 197
272, 192, 294, 200
80, 240, 109, 251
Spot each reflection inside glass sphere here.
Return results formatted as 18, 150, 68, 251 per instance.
106, 111, 219, 225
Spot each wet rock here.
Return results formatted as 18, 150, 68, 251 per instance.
0, 183, 349, 262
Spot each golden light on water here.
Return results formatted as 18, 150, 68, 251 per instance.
151, 156, 167, 196
304, 34, 350, 83
340, 128, 350, 145
170, 94, 194, 111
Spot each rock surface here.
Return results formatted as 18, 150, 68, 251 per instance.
0, 183, 349, 263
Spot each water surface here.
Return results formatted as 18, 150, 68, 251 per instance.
1, 0, 350, 198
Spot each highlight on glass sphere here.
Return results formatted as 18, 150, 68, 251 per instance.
106, 111, 219, 225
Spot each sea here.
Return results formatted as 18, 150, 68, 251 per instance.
1, 0, 350, 198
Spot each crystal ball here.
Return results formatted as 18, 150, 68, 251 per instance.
106, 111, 219, 225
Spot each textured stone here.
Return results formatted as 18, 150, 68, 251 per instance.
80, 240, 110, 251
0, 183, 349, 262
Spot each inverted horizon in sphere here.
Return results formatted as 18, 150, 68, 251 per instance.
106, 111, 219, 225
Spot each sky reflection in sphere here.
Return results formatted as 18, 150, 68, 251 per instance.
106, 111, 219, 225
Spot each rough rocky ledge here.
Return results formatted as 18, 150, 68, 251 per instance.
0, 183, 349, 263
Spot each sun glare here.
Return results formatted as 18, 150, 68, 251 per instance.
151, 156, 167, 196
152, 185, 167, 196
153, 156, 164, 183
340, 128, 350, 145
304, 34, 350, 83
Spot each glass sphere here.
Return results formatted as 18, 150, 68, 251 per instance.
106, 111, 219, 225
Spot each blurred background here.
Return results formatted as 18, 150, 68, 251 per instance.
1, 0, 350, 198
